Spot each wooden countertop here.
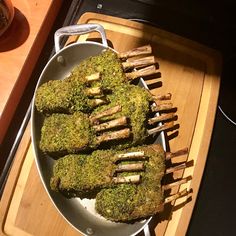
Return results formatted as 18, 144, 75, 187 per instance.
0, 0, 62, 144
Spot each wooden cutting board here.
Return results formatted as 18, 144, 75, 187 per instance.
0, 13, 221, 236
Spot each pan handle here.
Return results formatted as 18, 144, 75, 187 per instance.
54, 23, 108, 53
144, 224, 151, 236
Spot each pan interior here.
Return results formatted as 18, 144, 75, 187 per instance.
31, 42, 164, 236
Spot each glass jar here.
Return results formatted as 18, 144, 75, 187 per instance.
0, 0, 14, 36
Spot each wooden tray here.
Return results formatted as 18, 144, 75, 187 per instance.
0, 13, 221, 236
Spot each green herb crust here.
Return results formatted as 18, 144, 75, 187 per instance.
50, 144, 165, 202
39, 112, 96, 155
95, 144, 165, 222
92, 84, 152, 149
70, 49, 126, 89
35, 78, 96, 114
35, 80, 74, 113
35, 49, 126, 114
50, 149, 115, 198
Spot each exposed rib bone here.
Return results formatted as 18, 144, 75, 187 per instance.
125, 65, 159, 80
89, 105, 122, 124
153, 93, 172, 101
163, 177, 189, 190
166, 148, 189, 160
85, 87, 102, 96
93, 116, 127, 132
96, 128, 130, 144
122, 56, 156, 70
90, 98, 107, 107
113, 175, 141, 184
116, 151, 145, 160
85, 72, 100, 82
165, 163, 187, 174
164, 188, 188, 204
151, 102, 173, 112
116, 163, 144, 172
145, 89, 172, 101
118, 45, 152, 59
147, 122, 174, 135
148, 113, 175, 125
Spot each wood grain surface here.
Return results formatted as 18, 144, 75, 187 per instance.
0, 0, 62, 144
0, 13, 221, 236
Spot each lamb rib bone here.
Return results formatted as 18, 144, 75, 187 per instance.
125, 65, 159, 80
96, 128, 131, 144
164, 188, 189, 204
122, 56, 156, 70
90, 97, 107, 107
163, 177, 189, 190
85, 72, 101, 82
151, 102, 173, 112
115, 163, 144, 172
118, 45, 152, 59
85, 87, 103, 96
147, 121, 175, 135
89, 105, 122, 124
166, 148, 189, 160
148, 113, 175, 125
165, 163, 187, 174
153, 93, 172, 101
93, 116, 127, 132
115, 151, 146, 160
113, 175, 141, 184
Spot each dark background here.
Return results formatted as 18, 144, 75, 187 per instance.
1, 1, 236, 235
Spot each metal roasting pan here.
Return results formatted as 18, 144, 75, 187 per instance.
31, 24, 166, 236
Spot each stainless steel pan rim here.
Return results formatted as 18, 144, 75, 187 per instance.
31, 23, 165, 236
